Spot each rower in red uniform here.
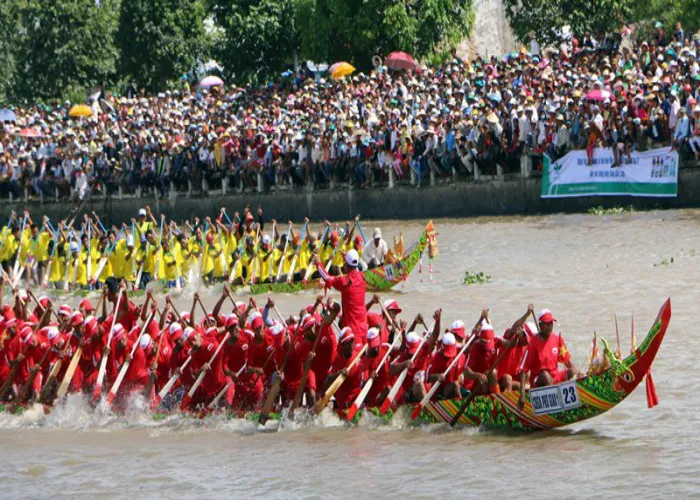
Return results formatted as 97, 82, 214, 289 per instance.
362, 328, 392, 406
238, 313, 271, 410
463, 321, 500, 395
388, 310, 439, 405
220, 315, 249, 408
498, 305, 534, 392
324, 327, 364, 410
518, 309, 575, 407
366, 295, 401, 344
314, 250, 368, 345
182, 328, 225, 409
426, 333, 466, 400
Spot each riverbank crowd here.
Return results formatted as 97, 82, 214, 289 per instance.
2, 24, 700, 201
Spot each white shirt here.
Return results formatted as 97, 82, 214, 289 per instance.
363, 238, 388, 264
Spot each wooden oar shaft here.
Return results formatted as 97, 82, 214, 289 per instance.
313, 344, 368, 415
259, 308, 293, 425
56, 345, 82, 399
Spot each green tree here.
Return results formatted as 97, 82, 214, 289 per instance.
503, 0, 632, 46
295, 0, 474, 70
0, 0, 21, 102
210, 0, 299, 85
12, 0, 119, 102
117, 0, 208, 91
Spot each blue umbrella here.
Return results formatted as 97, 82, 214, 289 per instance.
0, 109, 17, 122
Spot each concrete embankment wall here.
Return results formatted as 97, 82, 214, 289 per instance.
7, 169, 700, 225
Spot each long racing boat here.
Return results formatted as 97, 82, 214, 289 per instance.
0, 299, 670, 432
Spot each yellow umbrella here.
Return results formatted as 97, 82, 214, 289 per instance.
330, 62, 356, 80
68, 104, 93, 118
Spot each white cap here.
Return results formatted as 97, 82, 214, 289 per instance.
480, 320, 494, 331
126, 235, 134, 246
84, 315, 95, 326
111, 324, 125, 336
406, 331, 421, 344
367, 327, 380, 340
270, 323, 284, 335
169, 323, 182, 335
139, 334, 152, 349
138, 208, 147, 216
441, 332, 456, 345
373, 228, 382, 239
262, 234, 272, 245
47, 326, 60, 340
345, 249, 360, 267
182, 327, 195, 342
18, 289, 28, 300
70, 241, 79, 252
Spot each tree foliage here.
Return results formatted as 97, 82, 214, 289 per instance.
503, 0, 632, 46
210, 0, 299, 85
295, 0, 474, 70
117, 0, 208, 91
11, 0, 119, 102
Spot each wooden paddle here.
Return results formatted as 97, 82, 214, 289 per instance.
346, 334, 401, 421
198, 363, 247, 419
411, 335, 476, 420
258, 306, 293, 425
151, 354, 192, 411
288, 323, 322, 419
39, 332, 75, 404
55, 345, 82, 399
92, 288, 124, 403
313, 344, 368, 415
106, 309, 156, 408
449, 336, 517, 426
180, 333, 230, 411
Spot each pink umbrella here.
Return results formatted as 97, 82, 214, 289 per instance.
586, 89, 612, 101
386, 51, 417, 71
200, 76, 224, 88
18, 128, 42, 138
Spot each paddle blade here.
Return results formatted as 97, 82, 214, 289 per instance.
346, 403, 359, 421
180, 394, 191, 411
150, 396, 162, 412
106, 392, 115, 407
410, 404, 423, 420
92, 384, 102, 404
380, 398, 392, 415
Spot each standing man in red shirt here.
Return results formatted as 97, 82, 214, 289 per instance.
314, 250, 368, 344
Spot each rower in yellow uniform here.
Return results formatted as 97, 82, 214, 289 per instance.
161, 239, 179, 288
112, 233, 136, 285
